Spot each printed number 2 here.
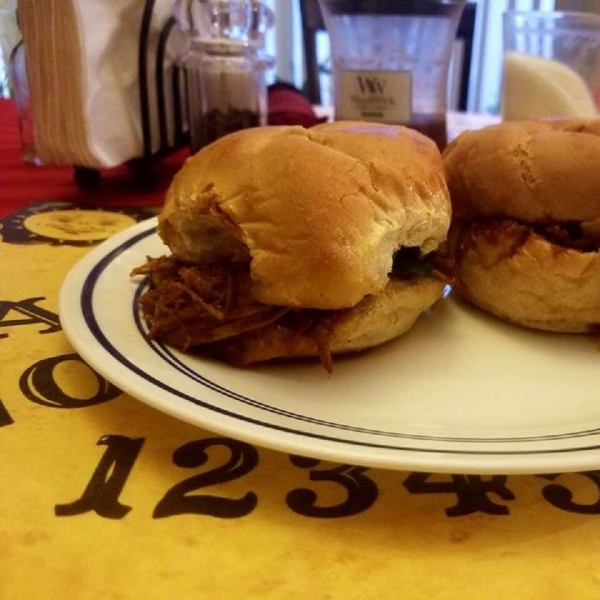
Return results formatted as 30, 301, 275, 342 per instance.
153, 437, 259, 519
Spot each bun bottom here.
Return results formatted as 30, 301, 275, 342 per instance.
211, 277, 446, 367
453, 221, 600, 333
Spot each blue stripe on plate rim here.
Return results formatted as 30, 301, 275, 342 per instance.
78, 221, 600, 455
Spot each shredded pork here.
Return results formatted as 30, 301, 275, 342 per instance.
131, 256, 289, 350
132, 250, 448, 372
460, 219, 600, 254
131, 256, 336, 370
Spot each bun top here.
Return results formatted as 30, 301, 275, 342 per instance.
159, 122, 450, 310
442, 119, 600, 224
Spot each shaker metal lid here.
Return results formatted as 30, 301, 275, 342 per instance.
174, 0, 273, 45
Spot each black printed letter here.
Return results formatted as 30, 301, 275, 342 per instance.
20, 353, 121, 408
0, 297, 61, 339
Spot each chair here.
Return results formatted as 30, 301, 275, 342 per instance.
455, 2, 477, 111
299, 0, 477, 111
299, 0, 326, 105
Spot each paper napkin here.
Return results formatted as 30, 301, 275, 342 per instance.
18, 0, 182, 168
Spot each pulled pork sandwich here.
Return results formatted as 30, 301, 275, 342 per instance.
443, 119, 600, 332
132, 121, 452, 371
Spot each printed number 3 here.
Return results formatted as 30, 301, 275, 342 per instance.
286, 455, 379, 518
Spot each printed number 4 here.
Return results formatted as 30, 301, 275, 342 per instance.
403, 472, 516, 517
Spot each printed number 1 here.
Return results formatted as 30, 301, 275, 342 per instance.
55, 435, 144, 519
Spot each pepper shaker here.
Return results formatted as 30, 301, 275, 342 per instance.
185, 37, 267, 151
177, 0, 273, 151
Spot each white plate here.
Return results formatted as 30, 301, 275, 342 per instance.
59, 217, 600, 474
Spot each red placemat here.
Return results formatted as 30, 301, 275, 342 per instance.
0, 86, 329, 219
0, 99, 188, 219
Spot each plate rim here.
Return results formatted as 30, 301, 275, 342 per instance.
59, 217, 600, 474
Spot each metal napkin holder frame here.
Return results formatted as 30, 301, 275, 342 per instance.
75, 0, 189, 190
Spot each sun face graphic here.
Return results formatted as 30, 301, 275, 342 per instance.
22, 210, 137, 242
2, 203, 156, 245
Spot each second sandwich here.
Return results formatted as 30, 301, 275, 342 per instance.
443, 119, 600, 332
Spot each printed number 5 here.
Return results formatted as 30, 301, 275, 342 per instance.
539, 472, 600, 514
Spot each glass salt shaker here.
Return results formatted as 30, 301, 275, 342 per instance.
185, 37, 267, 151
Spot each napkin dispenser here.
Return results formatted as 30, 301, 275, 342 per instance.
17, 0, 188, 176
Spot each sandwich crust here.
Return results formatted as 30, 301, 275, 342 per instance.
452, 220, 600, 332
159, 123, 451, 310
212, 276, 446, 366
443, 119, 600, 224
444, 119, 600, 333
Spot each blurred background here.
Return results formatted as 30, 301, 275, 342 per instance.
0, 0, 17, 99
254, 0, 600, 114
2, 0, 599, 112
2, 0, 600, 181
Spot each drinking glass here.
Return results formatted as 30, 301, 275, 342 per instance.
502, 10, 600, 120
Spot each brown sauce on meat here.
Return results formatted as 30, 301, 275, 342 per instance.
453, 218, 600, 260
131, 256, 336, 370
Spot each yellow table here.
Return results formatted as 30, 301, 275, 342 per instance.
2, 201, 600, 600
